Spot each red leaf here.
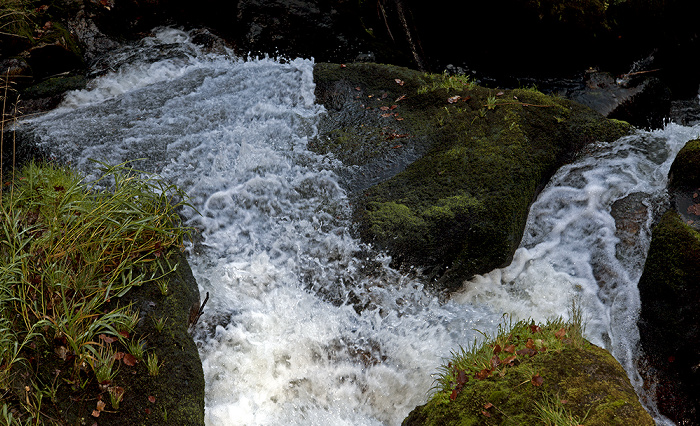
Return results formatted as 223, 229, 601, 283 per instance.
340, 64, 346, 68
123, 353, 138, 366
390, 105, 398, 110
450, 388, 459, 401
493, 344, 502, 354
118, 330, 130, 339
529, 324, 541, 333
148, 395, 156, 403
144, 408, 151, 415
531, 374, 544, 387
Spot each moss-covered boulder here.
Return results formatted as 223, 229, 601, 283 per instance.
402, 318, 653, 426
636, 139, 700, 423
313, 62, 632, 289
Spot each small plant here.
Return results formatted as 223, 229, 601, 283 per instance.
156, 278, 169, 296
535, 392, 589, 426
485, 94, 499, 110
146, 352, 161, 376
108, 386, 125, 410
90, 345, 118, 388
152, 315, 168, 333
127, 337, 146, 363
418, 72, 474, 94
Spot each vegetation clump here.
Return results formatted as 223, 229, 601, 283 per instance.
403, 310, 654, 426
0, 160, 195, 424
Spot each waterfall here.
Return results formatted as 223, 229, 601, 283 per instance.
22, 27, 697, 425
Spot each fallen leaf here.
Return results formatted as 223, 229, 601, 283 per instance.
381, 113, 394, 117
447, 95, 461, 103
148, 395, 156, 403
502, 355, 517, 365
517, 347, 537, 357
475, 368, 492, 380
496, 91, 504, 96
96, 400, 106, 411
355, 87, 361, 91
456, 369, 468, 386
481, 410, 491, 417
395, 79, 405, 86
380, 106, 390, 111
526, 338, 536, 349
91, 410, 100, 418
144, 408, 151, 415
694, 192, 698, 198
395, 117, 404, 121
687, 204, 700, 215
118, 330, 129, 339
490, 354, 501, 369
531, 374, 544, 387
395, 94, 406, 102
340, 64, 346, 68
390, 105, 398, 110
99, 334, 118, 344
450, 388, 459, 400
504, 344, 516, 353
493, 344, 502, 354
529, 324, 541, 333
555, 327, 567, 340
123, 353, 138, 366
484, 402, 494, 409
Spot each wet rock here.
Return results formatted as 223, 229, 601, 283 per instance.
403, 338, 653, 425
313, 62, 632, 290
637, 210, 700, 425
564, 71, 671, 129
637, 139, 700, 424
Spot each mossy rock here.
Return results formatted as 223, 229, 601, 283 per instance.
669, 138, 700, 189
637, 209, 700, 423
313, 62, 632, 289
403, 344, 653, 426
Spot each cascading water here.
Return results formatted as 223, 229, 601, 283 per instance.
20, 27, 697, 425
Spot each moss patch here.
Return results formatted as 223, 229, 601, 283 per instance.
402, 317, 653, 426
669, 139, 700, 189
313, 63, 632, 289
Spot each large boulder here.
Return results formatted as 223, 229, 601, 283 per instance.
402, 318, 654, 425
637, 139, 700, 424
313, 62, 631, 290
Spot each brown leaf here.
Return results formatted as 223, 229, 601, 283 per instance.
450, 388, 459, 401
481, 410, 491, 417
504, 344, 516, 353
395, 79, 405, 86
144, 408, 151, 415
355, 87, 361, 91
380, 113, 394, 117
91, 410, 101, 418
123, 353, 138, 366
531, 374, 544, 387
118, 330, 130, 339
555, 327, 567, 340
99, 334, 118, 344
456, 369, 468, 386
390, 105, 398, 110
502, 354, 517, 365
484, 402, 494, 409
395, 117, 404, 121
395, 94, 406, 102
490, 354, 501, 369
148, 395, 156, 403
493, 344, 502, 354
475, 368, 492, 380
447, 95, 461, 103
379, 106, 390, 111
516, 347, 537, 357
529, 324, 541, 333
526, 338, 536, 349
687, 204, 700, 216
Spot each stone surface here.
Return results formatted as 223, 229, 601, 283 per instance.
314, 62, 632, 290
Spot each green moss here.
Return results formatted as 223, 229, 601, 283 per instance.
402, 317, 653, 426
669, 139, 700, 189
314, 62, 632, 288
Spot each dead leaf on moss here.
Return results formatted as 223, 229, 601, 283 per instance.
531, 374, 544, 387
504, 344, 516, 353
481, 410, 491, 417
493, 344, 502, 354
395, 79, 405, 86
529, 324, 541, 333
123, 353, 138, 366
148, 395, 156, 403
484, 402, 494, 409
555, 327, 567, 340
688, 204, 700, 215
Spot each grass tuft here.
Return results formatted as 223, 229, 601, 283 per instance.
0, 159, 192, 423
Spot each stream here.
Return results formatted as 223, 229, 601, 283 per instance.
21, 28, 697, 425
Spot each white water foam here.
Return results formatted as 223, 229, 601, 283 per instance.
23, 27, 698, 425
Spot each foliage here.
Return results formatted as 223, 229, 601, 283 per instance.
0, 160, 192, 424
0, 0, 36, 39
417, 72, 474, 95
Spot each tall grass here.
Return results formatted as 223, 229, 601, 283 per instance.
0, 79, 193, 422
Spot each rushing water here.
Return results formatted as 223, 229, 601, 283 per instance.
22, 28, 698, 425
